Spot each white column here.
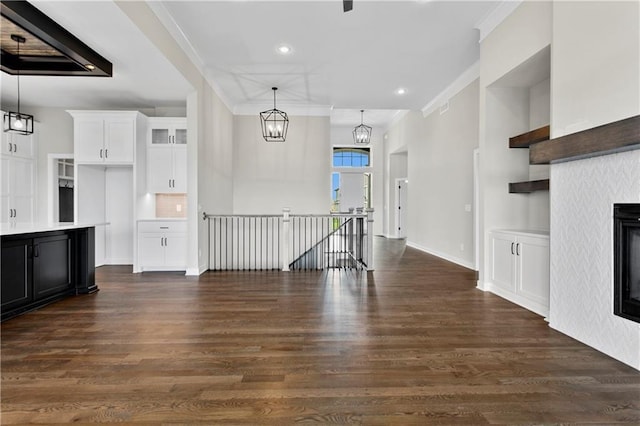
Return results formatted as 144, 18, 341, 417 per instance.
281, 208, 291, 271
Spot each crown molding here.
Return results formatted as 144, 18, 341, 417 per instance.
421, 61, 479, 118
474, 0, 523, 43
146, 1, 234, 112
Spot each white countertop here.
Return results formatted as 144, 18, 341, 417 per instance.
137, 218, 187, 222
492, 229, 550, 237
1, 222, 108, 236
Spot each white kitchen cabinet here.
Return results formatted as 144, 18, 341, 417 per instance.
137, 220, 187, 271
69, 111, 141, 164
1, 155, 34, 223
146, 118, 187, 193
147, 146, 187, 193
489, 230, 550, 317
148, 118, 187, 146
1, 129, 34, 158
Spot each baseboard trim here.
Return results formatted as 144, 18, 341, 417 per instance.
406, 241, 475, 270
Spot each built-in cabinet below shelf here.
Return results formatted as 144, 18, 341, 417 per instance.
137, 220, 187, 272
488, 230, 550, 317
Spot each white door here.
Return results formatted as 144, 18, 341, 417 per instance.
138, 233, 166, 269
340, 172, 364, 212
395, 179, 408, 238
491, 232, 516, 292
172, 146, 188, 193
104, 118, 134, 163
147, 147, 173, 193
75, 119, 104, 162
517, 235, 550, 306
10, 157, 34, 222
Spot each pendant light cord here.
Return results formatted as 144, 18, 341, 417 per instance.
16, 37, 21, 115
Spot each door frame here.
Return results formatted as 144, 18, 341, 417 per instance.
47, 153, 74, 223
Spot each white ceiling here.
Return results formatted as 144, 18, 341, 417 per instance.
0, 0, 501, 128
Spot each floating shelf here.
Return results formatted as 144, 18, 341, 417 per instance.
530, 115, 640, 164
509, 125, 550, 148
509, 179, 550, 194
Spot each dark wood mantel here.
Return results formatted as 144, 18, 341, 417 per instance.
530, 115, 640, 164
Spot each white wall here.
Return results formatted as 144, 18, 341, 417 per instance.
549, 0, 640, 370
232, 115, 330, 215
407, 79, 479, 269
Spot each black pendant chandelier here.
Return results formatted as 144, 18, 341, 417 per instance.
353, 109, 372, 144
3, 34, 34, 135
260, 87, 289, 142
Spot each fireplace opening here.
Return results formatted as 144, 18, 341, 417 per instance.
614, 204, 640, 323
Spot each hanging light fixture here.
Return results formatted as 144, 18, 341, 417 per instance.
3, 35, 34, 135
260, 87, 289, 142
353, 109, 372, 144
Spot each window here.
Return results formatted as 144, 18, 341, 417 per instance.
333, 147, 370, 167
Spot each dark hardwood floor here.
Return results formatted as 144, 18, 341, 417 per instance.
2, 237, 639, 424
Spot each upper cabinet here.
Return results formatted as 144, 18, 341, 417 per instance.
1, 126, 34, 159
146, 118, 187, 193
68, 111, 144, 164
148, 118, 187, 146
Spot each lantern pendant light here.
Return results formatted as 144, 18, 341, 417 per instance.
260, 87, 289, 142
3, 35, 34, 135
353, 109, 371, 144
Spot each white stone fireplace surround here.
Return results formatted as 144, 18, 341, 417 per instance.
549, 149, 640, 370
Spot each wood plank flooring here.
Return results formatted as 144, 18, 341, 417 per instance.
2, 237, 639, 424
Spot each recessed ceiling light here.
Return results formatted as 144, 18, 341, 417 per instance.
395, 87, 407, 95
276, 44, 292, 55
85, 63, 95, 71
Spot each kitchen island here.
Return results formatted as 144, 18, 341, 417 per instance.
1, 223, 100, 321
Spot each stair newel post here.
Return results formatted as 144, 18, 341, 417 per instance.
366, 208, 374, 271
282, 208, 291, 271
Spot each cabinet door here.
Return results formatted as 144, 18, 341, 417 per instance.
75, 118, 104, 162
174, 128, 187, 145
1, 130, 11, 156
150, 128, 171, 145
147, 147, 173, 193
172, 146, 188, 193
138, 233, 166, 269
491, 232, 516, 292
1, 157, 10, 220
104, 118, 134, 163
33, 234, 72, 300
1, 238, 32, 311
11, 157, 34, 222
11, 132, 34, 158
517, 236, 550, 307
164, 233, 187, 269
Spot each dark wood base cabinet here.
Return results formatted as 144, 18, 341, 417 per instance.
1, 227, 97, 321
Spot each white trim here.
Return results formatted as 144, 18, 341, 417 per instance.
186, 267, 203, 276
233, 103, 332, 117
421, 61, 480, 117
385, 110, 410, 132
407, 240, 475, 270
474, 0, 523, 43
483, 281, 549, 318
147, 1, 234, 112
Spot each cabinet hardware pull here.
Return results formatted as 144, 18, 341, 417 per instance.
516, 243, 520, 256
169, 179, 172, 188
13, 143, 17, 153
8, 142, 12, 153
511, 242, 515, 255
100, 149, 103, 158
105, 149, 108, 158
9, 208, 13, 218
33, 244, 39, 258
160, 226, 169, 229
